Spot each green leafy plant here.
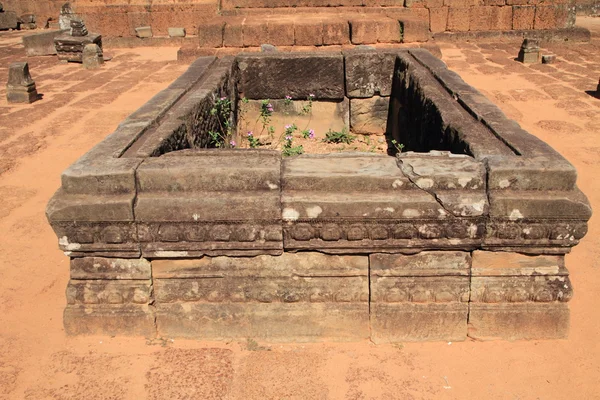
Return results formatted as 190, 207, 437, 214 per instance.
301, 128, 315, 139
246, 131, 261, 148
207, 96, 234, 148
323, 127, 355, 144
300, 93, 315, 115
391, 139, 405, 153
282, 133, 304, 157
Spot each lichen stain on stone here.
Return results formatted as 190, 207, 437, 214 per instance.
282, 208, 300, 221
499, 179, 511, 188
59, 236, 81, 250
458, 177, 472, 188
192, 213, 200, 221
402, 208, 421, 217
266, 181, 279, 190
415, 178, 434, 190
392, 179, 404, 189
305, 205, 323, 218
509, 209, 524, 221
154, 251, 189, 257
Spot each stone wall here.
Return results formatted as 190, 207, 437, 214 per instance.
2, 0, 579, 39
46, 49, 591, 342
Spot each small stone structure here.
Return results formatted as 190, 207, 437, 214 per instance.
23, 29, 67, 56
518, 38, 541, 64
54, 19, 102, 63
0, 2, 18, 30
135, 26, 152, 38
6, 62, 38, 104
46, 50, 591, 342
82, 43, 103, 69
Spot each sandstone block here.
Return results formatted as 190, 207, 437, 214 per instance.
469, 6, 493, 31
70, 257, 151, 280
223, 20, 243, 47
236, 53, 345, 99
350, 17, 401, 44
344, 50, 398, 97
66, 279, 152, 305
468, 303, 570, 340
350, 97, 390, 135
490, 6, 513, 31
371, 303, 468, 342
135, 26, 153, 38
54, 33, 103, 63
64, 305, 156, 336
447, 7, 470, 31
82, 43, 104, 70
323, 19, 349, 45
198, 20, 224, 47
268, 20, 295, 46
0, 10, 18, 30
400, 17, 430, 42
242, 19, 268, 47
512, 5, 535, 30
168, 27, 186, 37
6, 62, 38, 104
429, 7, 449, 33
156, 302, 369, 341
22, 29, 66, 56
294, 19, 323, 46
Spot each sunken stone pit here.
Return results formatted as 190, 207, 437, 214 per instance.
46, 49, 591, 342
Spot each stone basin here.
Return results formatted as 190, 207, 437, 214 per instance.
46, 49, 591, 342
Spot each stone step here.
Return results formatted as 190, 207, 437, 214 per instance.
197, 12, 429, 48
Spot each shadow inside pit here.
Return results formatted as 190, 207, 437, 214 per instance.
584, 90, 599, 99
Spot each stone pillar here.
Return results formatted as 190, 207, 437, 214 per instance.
82, 43, 103, 69
517, 38, 540, 64
6, 62, 38, 104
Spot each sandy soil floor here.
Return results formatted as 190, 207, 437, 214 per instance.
0, 19, 599, 399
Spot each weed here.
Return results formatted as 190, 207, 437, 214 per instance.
391, 139, 405, 153
323, 127, 355, 144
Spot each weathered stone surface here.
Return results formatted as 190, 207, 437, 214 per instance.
350, 97, 389, 134
70, 19, 88, 37
371, 251, 471, 276
135, 26, 153, 38
468, 303, 570, 340
370, 251, 470, 341
82, 43, 103, 69
135, 150, 282, 257
236, 53, 345, 100
344, 50, 399, 98
70, 257, 151, 280
156, 303, 369, 341
6, 62, 38, 104
66, 279, 152, 305
55, 32, 102, 63
0, 10, 18, 30
168, 27, 186, 37
372, 303, 468, 342
64, 305, 156, 336
469, 251, 572, 340
23, 29, 66, 56
59, 2, 75, 30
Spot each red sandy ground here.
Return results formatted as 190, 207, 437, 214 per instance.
0, 19, 599, 399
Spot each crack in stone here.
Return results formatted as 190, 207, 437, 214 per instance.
396, 157, 459, 217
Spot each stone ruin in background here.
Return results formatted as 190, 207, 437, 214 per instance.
46, 49, 591, 342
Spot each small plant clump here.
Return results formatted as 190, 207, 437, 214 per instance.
391, 139, 405, 153
246, 131, 261, 148
323, 128, 355, 144
207, 96, 234, 148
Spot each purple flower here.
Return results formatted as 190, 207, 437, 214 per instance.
308, 129, 315, 139
230, 140, 236, 147
285, 124, 292, 130
285, 135, 293, 141
247, 131, 253, 137
309, 93, 315, 98
285, 95, 292, 100
220, 96, 227, 101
